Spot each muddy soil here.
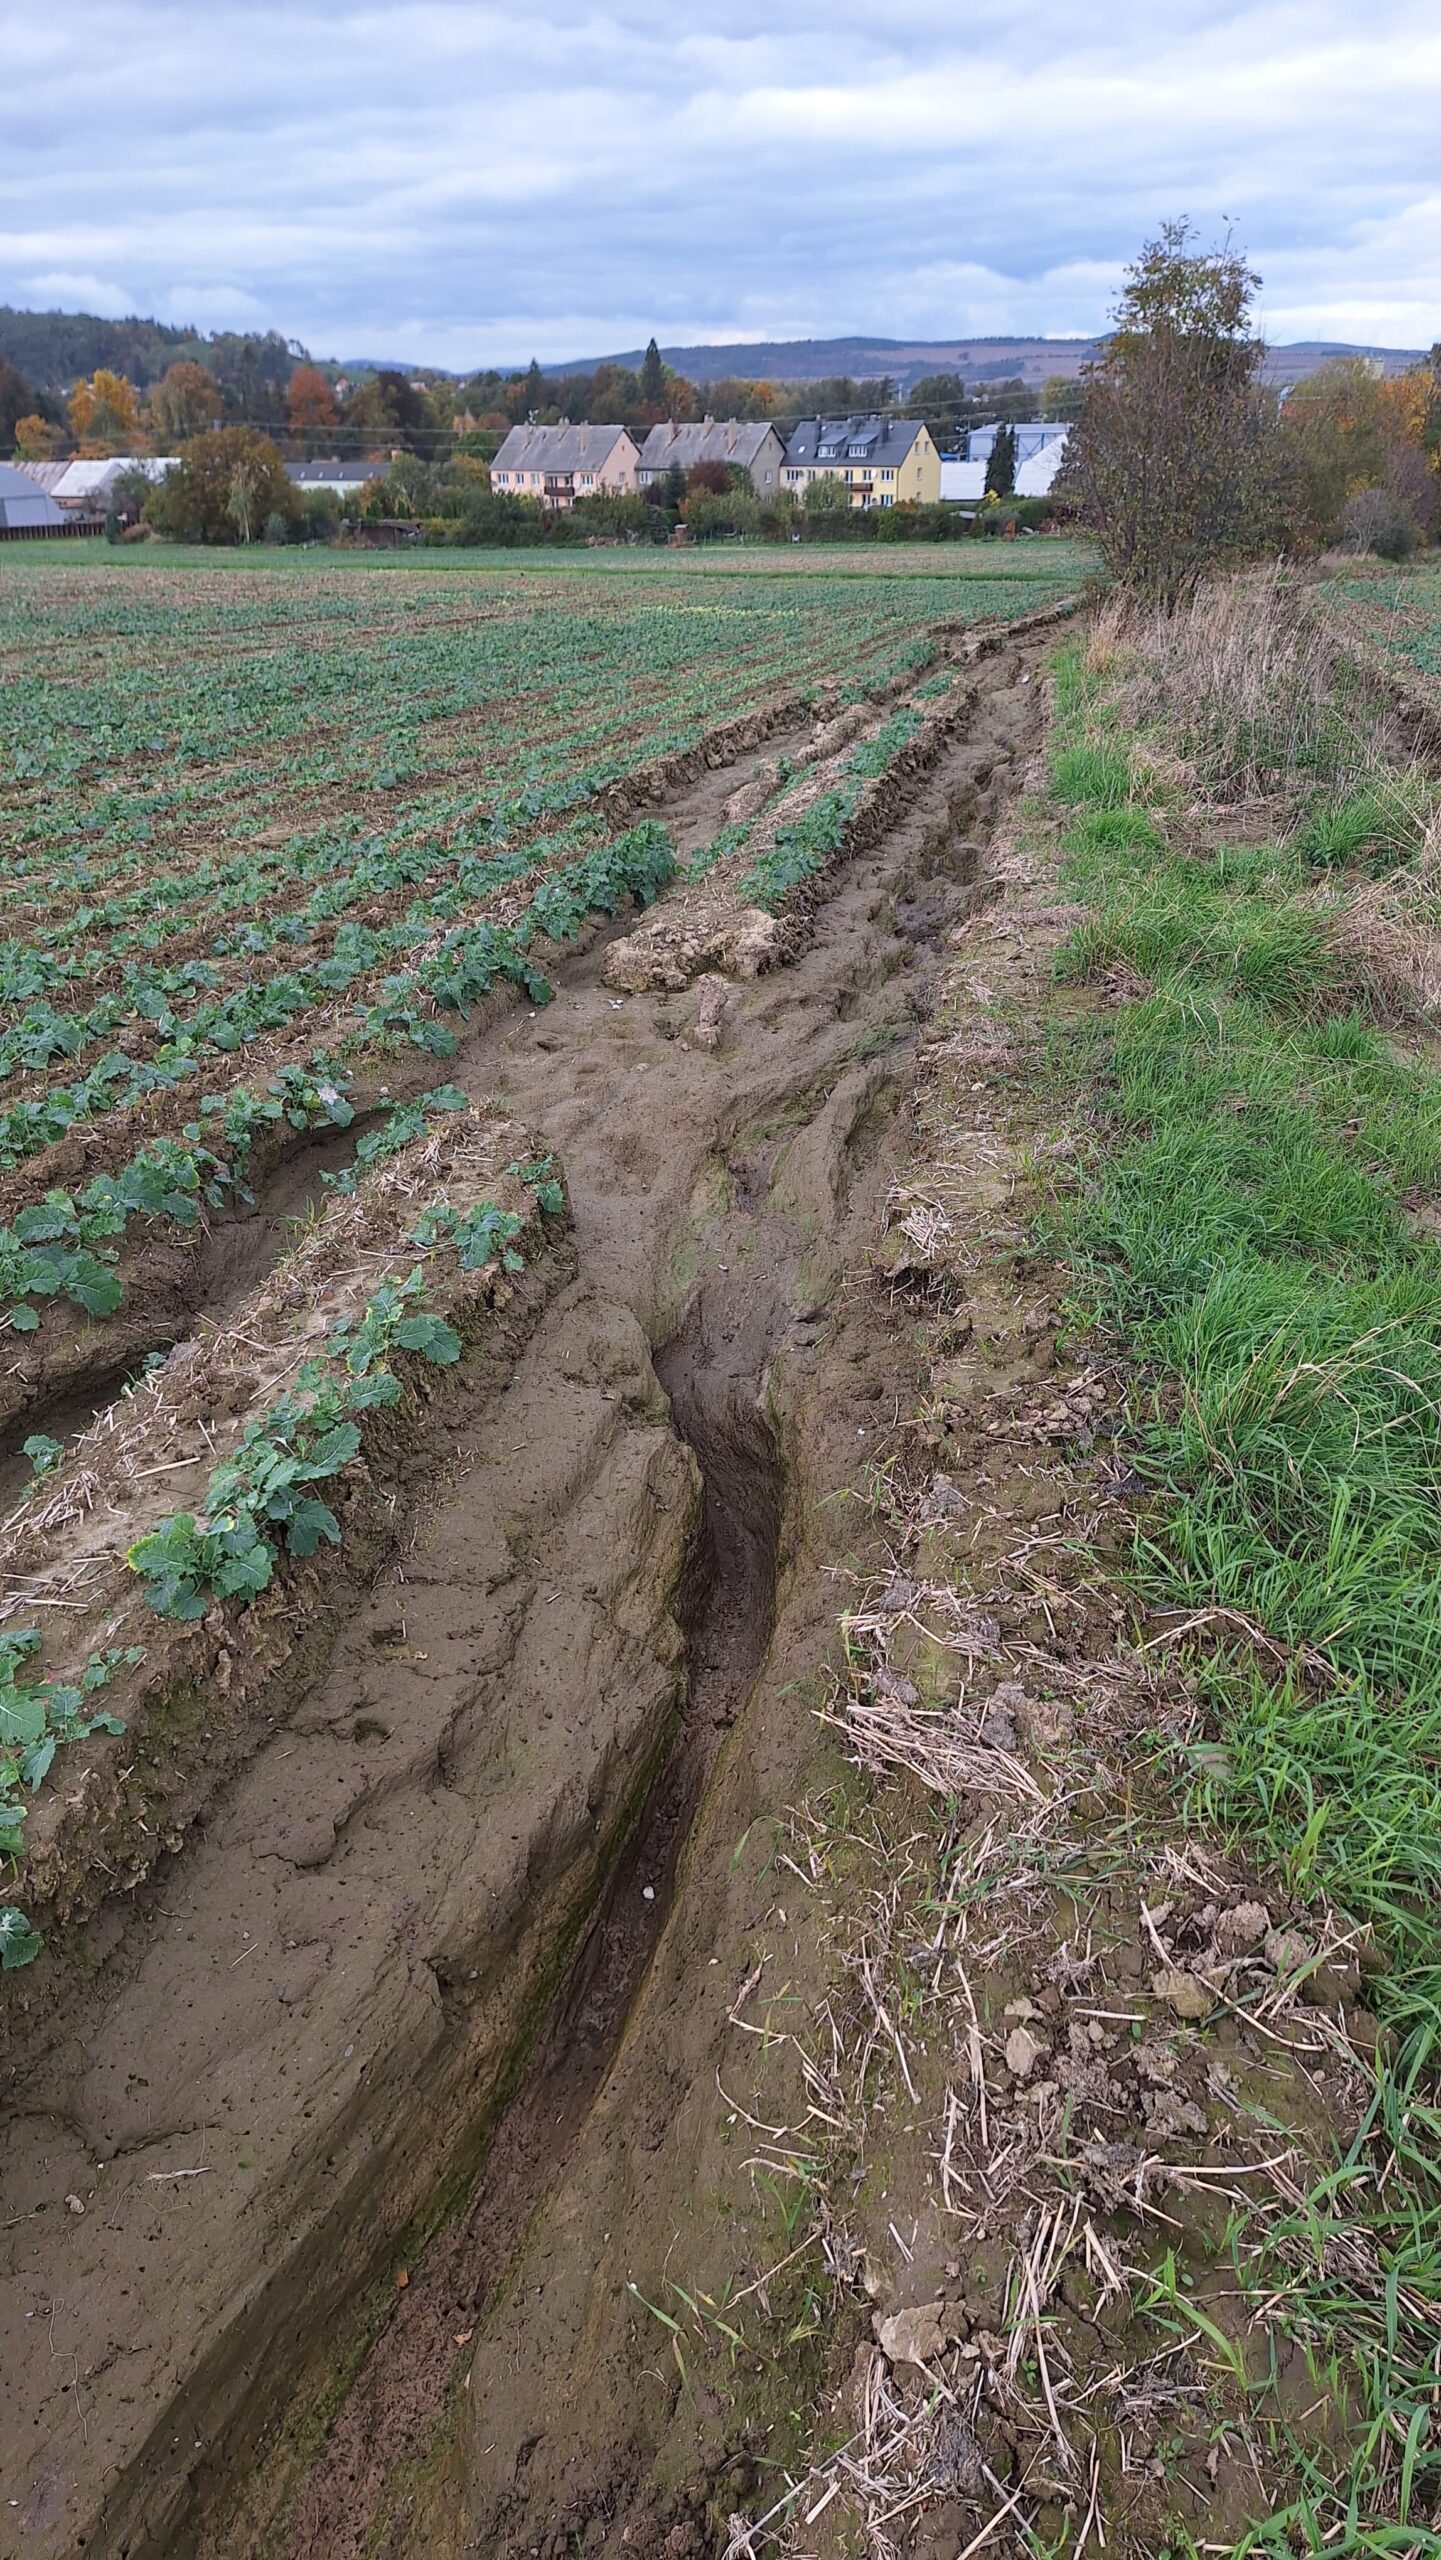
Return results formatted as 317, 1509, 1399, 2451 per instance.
0, 637, 1046, 2560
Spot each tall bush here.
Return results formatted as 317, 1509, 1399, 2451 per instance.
1060, 221, 1283, 603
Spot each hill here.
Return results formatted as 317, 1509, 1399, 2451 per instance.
0, 305, 303, 395
551, 332, 1428, 392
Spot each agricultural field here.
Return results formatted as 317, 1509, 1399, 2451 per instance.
1319, 557, 1441, 699
0, 537, 1081, 2555
0, 544, 1080, 1977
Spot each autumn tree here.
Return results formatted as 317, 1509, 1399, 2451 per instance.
1281, 358, 1440, 551
68, 368, 145, 455
340, 369, 432, 452
144, 427, 298, 544
801, 472, 852, 518
148, 360, 223, 446
286, 363, 338, 438
1039, 374, 1085, 422
13, 413, 61, 460
685, 458, 736, 496
1060, 221, 1282, 602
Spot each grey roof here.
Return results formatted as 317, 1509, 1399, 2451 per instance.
784, 415, 930, 467
491, 422, 637, 474
287, 460, 378, 487
11, 459, 69, 495
0, 462, 66, 529
636, 419, 780, 474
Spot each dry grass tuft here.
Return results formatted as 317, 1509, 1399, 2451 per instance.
1327, 805, 1441, 1019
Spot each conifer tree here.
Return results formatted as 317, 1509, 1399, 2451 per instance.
984, 422, 1017, 497
640, 338, 667, 408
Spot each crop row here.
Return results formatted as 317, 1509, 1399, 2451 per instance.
0, 822, 674, 1332
0, 1105, 566, 1968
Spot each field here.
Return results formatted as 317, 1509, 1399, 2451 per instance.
1320, 558, 1441, 689
12, 541, 1441, 2560
0, 542, 1081, 1967
0, 539, 1085, 2555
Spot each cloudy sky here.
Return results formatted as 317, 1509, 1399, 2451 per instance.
2, 0, 1438, 367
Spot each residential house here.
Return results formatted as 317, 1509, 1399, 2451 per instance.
636, 418, 787, 498
288, 460, 383, 498
939, 459, 988, 503
782, 416, 941, 509
489, 422, 639, 510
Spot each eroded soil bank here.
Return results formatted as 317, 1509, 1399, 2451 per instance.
0, 634, 1047, 2556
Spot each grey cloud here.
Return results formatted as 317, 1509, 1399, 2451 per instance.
0, 0, 1436, 363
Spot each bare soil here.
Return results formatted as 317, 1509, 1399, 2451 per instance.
0, 634, 1050, 2559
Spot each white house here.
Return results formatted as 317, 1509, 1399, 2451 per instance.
46, 457, 178, 509
287, 461, 379, 498
939, 459, 988, 502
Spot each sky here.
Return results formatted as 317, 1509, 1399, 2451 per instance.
1, 0, 1438, 369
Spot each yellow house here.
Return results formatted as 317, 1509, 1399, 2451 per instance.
781, 414, 941, 508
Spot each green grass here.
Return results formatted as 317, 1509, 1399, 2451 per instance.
0, 536, 1097, 584
1045, 637, 1441, 2545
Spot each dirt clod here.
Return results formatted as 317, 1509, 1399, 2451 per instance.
1153, 1966, 1217, 2020
875, 2301, 947, 2367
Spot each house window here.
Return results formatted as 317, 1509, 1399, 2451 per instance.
881, 469, 893, 482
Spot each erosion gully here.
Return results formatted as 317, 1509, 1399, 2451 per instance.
0, 632, 1045, 2560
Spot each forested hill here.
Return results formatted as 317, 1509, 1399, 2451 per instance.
0, 306, 303, 394
554, 332, 1427, 392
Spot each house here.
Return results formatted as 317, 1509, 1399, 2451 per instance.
939, 459, 988, 503
782, 416, 941, 509
489, 422, 639, 509
45, 457, 178, 511
0, 462, 85, 538
287, 460, 382, 498
636, 418, 787, 498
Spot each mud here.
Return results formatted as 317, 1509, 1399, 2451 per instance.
0, 634, 1047, 2559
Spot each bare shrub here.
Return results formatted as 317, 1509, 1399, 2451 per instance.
1342, 485, 1418, 563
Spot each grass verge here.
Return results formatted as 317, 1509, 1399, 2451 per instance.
1047, 611, 1441, 2551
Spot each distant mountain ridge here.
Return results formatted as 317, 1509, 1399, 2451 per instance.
1, 302, 1428, 400
543, 333, 1428, 392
